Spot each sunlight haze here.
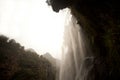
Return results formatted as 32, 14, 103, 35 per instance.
0, 0, 67, 59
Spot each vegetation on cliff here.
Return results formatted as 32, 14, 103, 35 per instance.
0, 35, 56, 80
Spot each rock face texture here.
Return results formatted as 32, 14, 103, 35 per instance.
47, 0, 120, 80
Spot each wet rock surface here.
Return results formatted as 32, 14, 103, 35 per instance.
47, 0, 120, 80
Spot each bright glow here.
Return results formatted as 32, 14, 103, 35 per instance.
0, 0, 67, 59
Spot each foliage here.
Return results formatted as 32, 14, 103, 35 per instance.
0, 35, 56, 80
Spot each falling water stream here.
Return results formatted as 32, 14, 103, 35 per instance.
59, 10, 94, 80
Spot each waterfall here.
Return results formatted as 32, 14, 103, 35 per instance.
59, 10, 94, 80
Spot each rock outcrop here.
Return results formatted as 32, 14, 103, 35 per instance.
47, 0, 120, 80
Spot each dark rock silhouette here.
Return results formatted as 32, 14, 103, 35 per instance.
47, 0, 120, 80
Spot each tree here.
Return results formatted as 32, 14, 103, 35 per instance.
0, 35, 56, 80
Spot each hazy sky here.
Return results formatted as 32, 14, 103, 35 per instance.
0, 0, 67, 59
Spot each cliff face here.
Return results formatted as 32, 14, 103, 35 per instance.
47, 0, 120, 80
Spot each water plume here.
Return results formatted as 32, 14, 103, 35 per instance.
60, 10, 94, 80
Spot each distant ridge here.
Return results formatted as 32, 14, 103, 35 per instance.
43, 52, 60, 68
